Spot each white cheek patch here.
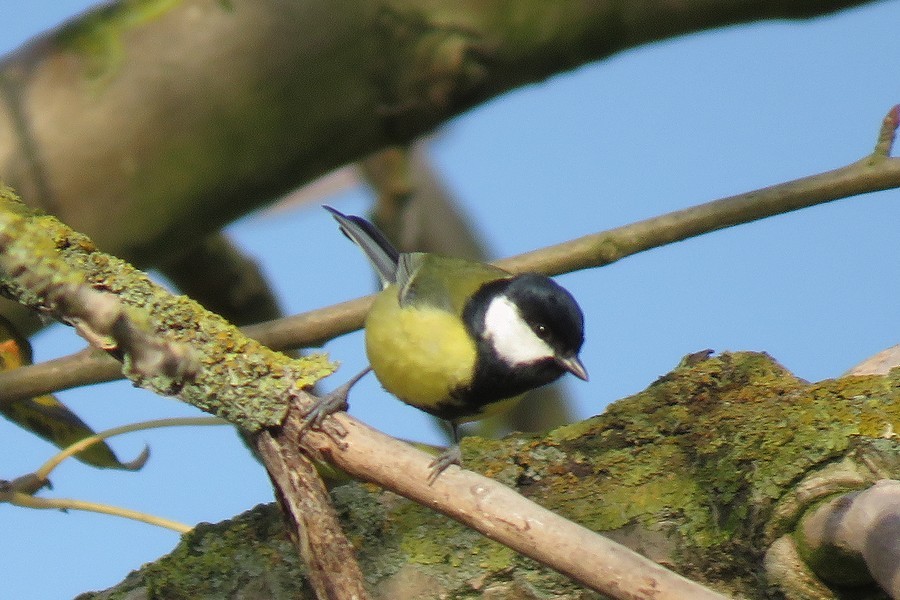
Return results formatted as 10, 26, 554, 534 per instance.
483, 296, 554, 366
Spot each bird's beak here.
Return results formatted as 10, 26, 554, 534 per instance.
557, 355, 589, 381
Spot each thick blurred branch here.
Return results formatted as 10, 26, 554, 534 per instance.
2, 105, 897, 402
797, 480, 900, 597
0, 0, 880, 275
159, 232, 285, 326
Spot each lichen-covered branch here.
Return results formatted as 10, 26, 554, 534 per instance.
0, 189, 361, 598
0, 200, 199, 383
0, 188, 333, 430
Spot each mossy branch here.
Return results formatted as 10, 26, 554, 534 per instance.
0, 192, 366, 600
0, 190, 334, 430
83, 352, 900, 599
267, 394, 730, 600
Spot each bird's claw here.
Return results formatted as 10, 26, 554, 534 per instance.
298, 392, 349, 440
297, 367, 372, 442
427, 444, 462, 485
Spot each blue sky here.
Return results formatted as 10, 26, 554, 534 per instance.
1, 2, 899, 598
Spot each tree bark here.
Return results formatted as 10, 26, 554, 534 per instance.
0, 0, 880, 269
76, 352, 900, 599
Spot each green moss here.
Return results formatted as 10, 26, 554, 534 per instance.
140, 504, 307, 600
464, 351, 900, 591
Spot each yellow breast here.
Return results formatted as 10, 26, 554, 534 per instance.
365, 285, 477, 411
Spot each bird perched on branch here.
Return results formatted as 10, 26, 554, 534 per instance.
308, 206, 588, 482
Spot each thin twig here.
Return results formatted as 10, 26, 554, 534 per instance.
0, 346, 121, 406
873, 104, 900, 158
6, 492, 193, 533
0, 416, 230, 535
34, 416, 227, 481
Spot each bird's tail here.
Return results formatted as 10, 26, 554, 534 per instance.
323, 206, 400, 287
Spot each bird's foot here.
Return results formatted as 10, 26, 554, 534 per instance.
298, 367, 372, 440
427, 444, 461, 485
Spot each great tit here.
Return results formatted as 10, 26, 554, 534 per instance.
313, 206, 588, 481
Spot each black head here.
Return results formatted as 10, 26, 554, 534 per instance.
501, 273, 585, 365
458, 274, 587, 406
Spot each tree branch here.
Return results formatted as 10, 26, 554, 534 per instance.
158, 232, 286, 326
288, 389, 730, 600
2, 105, 897, 402
5, 492, 194, 533
0, 0, 881, 279
74, 351, 900, 598
0, 187, 730, 599
0, 193, 366, 598
796, 479, 900, 598
254, 408, 371, 600
0, 190, 335, 431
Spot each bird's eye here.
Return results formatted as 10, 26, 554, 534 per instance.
532, 322, 550, 339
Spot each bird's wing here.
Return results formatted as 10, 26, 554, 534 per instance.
398, 254, 511, 315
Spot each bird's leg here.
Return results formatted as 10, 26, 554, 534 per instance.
298, 366, 372, 437
427, 422, 462, 484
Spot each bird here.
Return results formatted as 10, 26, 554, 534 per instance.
308, 206, 588, 482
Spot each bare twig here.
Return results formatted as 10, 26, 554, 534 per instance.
1, 416, 228, 534
34, 416, 226, 481
873, 104, 900, 158
4, 492, 193, 533
0, 346, 127, 408
2, 105, 898, 403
